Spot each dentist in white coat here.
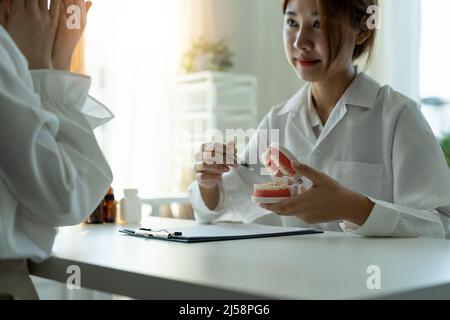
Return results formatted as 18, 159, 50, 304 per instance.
0, 0, 113, 299
189, 0, 450, 239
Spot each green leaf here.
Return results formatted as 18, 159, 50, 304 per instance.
440, 133, 450, 168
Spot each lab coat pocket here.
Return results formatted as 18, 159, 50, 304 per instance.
332, 161, 384, 200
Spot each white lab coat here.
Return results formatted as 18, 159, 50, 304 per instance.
0, 26, 113, 262
189, 71, 450, 239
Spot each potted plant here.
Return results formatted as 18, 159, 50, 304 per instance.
440, 133, 450, 168
181, 38, 234, 74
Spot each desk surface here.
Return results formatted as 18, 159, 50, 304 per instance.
29, 217, 450, 300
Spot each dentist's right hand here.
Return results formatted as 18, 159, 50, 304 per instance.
195, 142, 237, 210
5, 0, 60, 69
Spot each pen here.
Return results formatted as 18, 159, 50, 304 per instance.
233, 137, 255, 172
120, 228, 182, 239
239, 161, 254, 171
135, 229, 170, 238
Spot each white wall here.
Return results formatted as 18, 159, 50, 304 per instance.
366, 0, 421, 101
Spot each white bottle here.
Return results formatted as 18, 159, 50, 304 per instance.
120, 189, 142, 223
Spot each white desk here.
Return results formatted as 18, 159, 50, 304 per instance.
29, 217, 450, 300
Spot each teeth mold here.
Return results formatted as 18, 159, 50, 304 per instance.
252, 144, 303, 204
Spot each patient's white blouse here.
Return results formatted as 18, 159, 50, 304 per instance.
0, 26, 113, 261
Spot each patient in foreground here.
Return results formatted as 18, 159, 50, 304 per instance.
0, 0, 113, 299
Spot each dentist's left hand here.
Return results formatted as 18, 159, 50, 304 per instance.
261, 161, 375, 226
5, 0, 61, 69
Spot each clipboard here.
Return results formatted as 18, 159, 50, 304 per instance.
119, 223, 323, 243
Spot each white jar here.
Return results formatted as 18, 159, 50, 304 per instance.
120, 189, 142, 223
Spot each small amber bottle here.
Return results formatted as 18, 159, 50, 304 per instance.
85, 200, 105, 224
103, 187, 117, 223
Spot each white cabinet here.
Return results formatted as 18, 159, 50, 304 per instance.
171, 72, 258, 147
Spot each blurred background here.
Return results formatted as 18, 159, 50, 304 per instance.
71, 0, 450, 217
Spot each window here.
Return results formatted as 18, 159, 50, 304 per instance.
420, 0, 450, 138
85, 0, 182, 197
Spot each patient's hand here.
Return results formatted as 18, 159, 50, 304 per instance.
52, 0, 92, 71
6, 0, 60, 70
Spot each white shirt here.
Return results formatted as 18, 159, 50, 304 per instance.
0, 26, 113, 261
307, 91, 324, 139
189, 70, 450, 239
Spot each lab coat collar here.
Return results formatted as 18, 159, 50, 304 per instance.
276, 70, 381, 116
345, 72, 381, 109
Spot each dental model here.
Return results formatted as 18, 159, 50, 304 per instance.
252, 182, 297, 204
252, 144, 303, 204
261, 144, 294, 176
260, 144, 303, 183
